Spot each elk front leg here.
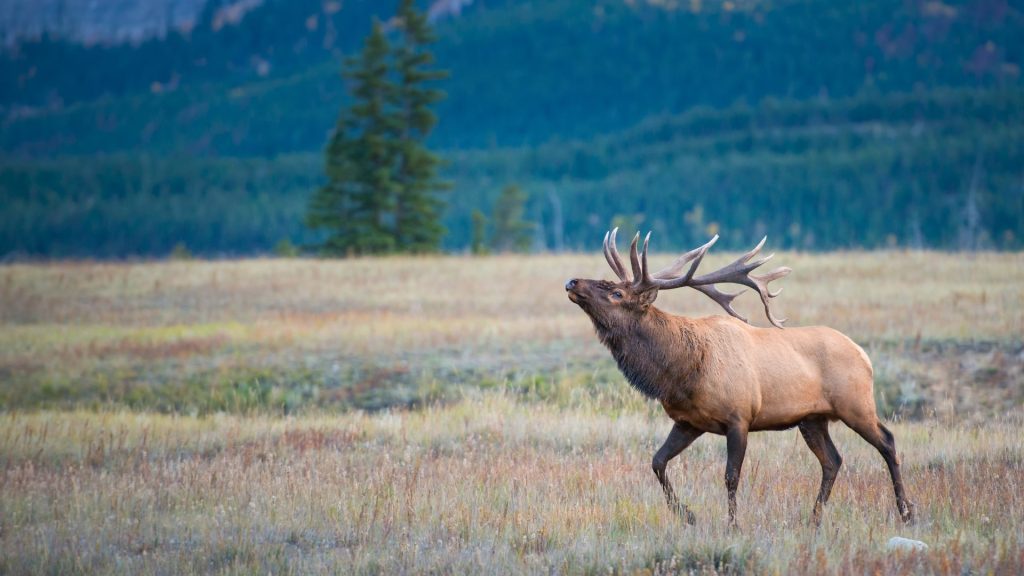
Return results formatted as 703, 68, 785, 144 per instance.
725, 424, 748, 528
652, 422, 703, 524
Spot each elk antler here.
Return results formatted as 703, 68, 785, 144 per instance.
603, 228, 630, 282
604, 230, 791, 328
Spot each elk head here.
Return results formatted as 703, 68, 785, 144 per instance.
565, 228, 792, 328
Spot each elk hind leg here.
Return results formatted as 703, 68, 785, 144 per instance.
724, 424, 748, 528
798, 417, 842, 525
844, 416, 914, 523
652, 422, 703, 524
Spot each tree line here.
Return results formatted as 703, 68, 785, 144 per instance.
2, 87, 1022, 257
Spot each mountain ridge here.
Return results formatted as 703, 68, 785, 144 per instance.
4, 0, 1020, 155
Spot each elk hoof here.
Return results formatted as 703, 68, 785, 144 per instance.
673, 504, 696, 525
811, 505, 824, 527
900, 501, 916, 525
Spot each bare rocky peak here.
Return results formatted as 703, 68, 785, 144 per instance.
0, 0, 477, 46
1, 0, 238, 45
427, 0, 475, 22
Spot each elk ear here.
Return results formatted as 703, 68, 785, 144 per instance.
637, 286, 659, 308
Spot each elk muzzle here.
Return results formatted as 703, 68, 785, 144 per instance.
565, 278, 583, 303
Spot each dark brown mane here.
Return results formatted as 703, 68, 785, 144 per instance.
595, 308, 704, 403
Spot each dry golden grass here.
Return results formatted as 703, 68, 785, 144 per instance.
0, 252, 1022, 574
3, 251, 1022, 413
2, 251, 1022, 345
1, 397, 1021, 574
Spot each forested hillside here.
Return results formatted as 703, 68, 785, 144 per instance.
5, 0, 1021, 153
1, 0, 1022, 256
450, 89, 1024, 252
4, 88, 1022, 256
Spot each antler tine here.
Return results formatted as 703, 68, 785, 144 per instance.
757, 266, 791, 298
628, 232, 642, 283
638, 232, 652, 287
688, 236, 773, 286
602, 231, 613, 276
651, 235, 719, 280
748, 266, 792, 327
603, 229, 629, 282
692, 284, 749, 324
648, 235, 718, 290
604, 227, 630, 282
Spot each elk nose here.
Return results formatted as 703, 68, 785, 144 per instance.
565, 279, 578, 291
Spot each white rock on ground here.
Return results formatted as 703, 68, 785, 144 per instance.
886, 537, 929, 552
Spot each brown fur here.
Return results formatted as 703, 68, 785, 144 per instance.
566, 274, 914, 526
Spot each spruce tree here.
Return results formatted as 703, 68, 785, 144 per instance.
306, 123, 358, 254
307, 4, 447, 256
307, 20, 399, 255
490, 184, 534, 253
393, 0, 449, 253
347, 20, 401, 254
470, 209, 488, 255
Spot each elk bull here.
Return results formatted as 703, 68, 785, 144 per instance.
565, 230, 914, 526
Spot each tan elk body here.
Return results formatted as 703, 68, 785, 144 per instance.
565, 229, 913, 526
632, 312, 876, 434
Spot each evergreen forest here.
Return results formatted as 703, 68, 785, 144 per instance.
2, 0, 1022, 256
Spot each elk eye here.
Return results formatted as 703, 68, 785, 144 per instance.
612, 290, 623, 299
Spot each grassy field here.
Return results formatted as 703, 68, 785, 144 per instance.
1, 251, 1022, 574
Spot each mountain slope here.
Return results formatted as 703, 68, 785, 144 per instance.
2, 0, 1022, 155
3, 88, 1022, 257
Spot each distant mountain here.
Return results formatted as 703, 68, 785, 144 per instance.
0, 0, 209, 45
0, 0, 475, 47
2, 0, 1021, 155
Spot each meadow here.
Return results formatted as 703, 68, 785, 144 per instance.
1, 250, 1022, 574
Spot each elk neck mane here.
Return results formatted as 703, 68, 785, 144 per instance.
591, 306, 706, 402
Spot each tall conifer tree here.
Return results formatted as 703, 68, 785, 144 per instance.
393, 0, 449, 253
307, 4, 447, 256
307, 20, 399, 255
